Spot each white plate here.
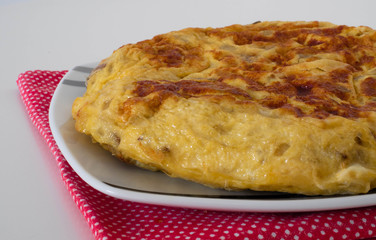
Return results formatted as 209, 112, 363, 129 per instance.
49, 63, 376, 212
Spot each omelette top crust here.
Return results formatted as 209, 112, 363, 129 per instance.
92, 21, 376, 119
73, 21, 376, 195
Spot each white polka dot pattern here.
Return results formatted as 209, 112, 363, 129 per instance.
17, 70, 376, 240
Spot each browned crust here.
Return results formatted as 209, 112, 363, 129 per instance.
109, 21, 376, 119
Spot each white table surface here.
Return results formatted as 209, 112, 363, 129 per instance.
1, 0, 376, 239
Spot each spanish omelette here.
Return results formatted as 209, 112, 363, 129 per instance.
72, 21, 376, 195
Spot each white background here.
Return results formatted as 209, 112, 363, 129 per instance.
1, 0, 376, 239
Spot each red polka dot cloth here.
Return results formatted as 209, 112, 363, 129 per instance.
17, 70, 376, 240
